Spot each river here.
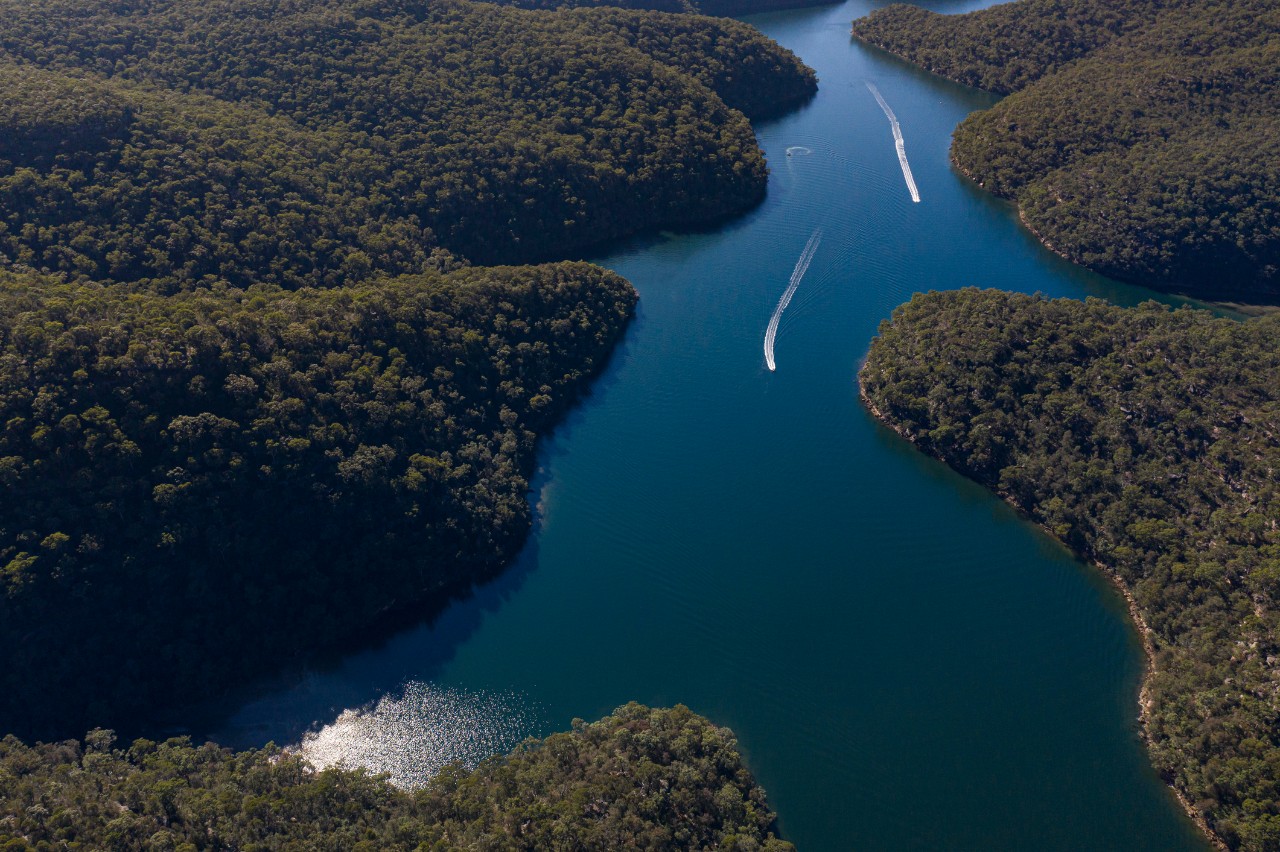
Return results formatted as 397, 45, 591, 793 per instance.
196, 1, 1214, 848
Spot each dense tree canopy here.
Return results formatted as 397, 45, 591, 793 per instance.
0, 703, 794, 851
862, 289, 1280, 850
0, 264, 634, 738
851, 0, 1164, 95
0, 0, 815, 838
482, 0, 830, 17
0, 0, 816, 286
0, 0, 820, 739
852, 0, 1280, 302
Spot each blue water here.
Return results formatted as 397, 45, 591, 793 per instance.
201, 2, 1213, 848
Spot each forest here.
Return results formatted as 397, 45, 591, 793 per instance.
0, 703, 794, 850
0, 263, 635, 738
852, 0, 1280, 302
0, 0, 818, 839
861, 289, 1280, 851
483, 0, 828, 16
0, 0, 816, 285
0, 0, 818, 735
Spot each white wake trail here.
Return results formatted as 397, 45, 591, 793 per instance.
866, 83, 921, 203
764, 229, 822, 372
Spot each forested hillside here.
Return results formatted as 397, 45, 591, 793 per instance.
0, 0, 815, 838
483, 0, 830, 16
0, 264, 633, 738
852, 0, 1280, 302
0, 703, 794, 851
0, 0, 820, 738
0, 0, 816, 282
862, 290, 1280, 850
851, 0, 1164, 95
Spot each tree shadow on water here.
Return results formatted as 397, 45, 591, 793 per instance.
158, 313, 639, 751
160, 519, 545, 750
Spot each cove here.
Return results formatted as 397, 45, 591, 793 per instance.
194, 1, 1216, 848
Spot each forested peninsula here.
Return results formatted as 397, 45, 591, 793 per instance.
0, 703, 794, 851
852, 0, 1280, 303
0, 0, 816, 817
862, 290, 1280, 850
0, 0, 816, 841
0, 0, 816, 282
0, 263, 636, 739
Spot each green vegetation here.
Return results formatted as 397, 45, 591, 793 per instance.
861, 289, 1280, 850
855, 2, 1280, 841
0, 0, 812, 839
0, 703, 794, 851
484, 0, 832, 17
852, 0, 1280, 302
0, 0, 819, 739
0, 0, 815, 284
851, 0, 1162, 95
0, 263, 634, 738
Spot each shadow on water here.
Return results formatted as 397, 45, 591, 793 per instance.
562, 95, 844, 267
146, 531, 543, 748
522, 106, 829, 267
148, 305, 644, 749
578, 172, 814, 269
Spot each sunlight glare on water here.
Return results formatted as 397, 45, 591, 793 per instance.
295, 683, 538, 787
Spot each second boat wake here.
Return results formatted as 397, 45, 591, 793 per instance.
764, 229, 822, 372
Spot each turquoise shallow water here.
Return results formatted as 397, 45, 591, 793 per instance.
201, 3, 1214, 849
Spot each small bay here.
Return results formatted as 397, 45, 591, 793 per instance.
201, 2, 1215, 848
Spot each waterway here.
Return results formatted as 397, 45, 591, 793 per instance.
199, 2, 1215, 848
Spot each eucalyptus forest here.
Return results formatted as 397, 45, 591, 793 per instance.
0, 0, 815, 841
850, 1, 1280, 847
844, 1, 1274, 844
0, 0, 815, 283
5, 0, 1280, 846
853, 0, 1280, 301
863, 291, 1280, 849
0, 263, 636, 737
0, 703, 793, 850
0, 0, 813, 724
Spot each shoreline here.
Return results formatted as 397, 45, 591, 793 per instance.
857, 382, 1229, 852
947, 152, 1080, 270
856, 30, 1280, 314
953, 136, 1280, 315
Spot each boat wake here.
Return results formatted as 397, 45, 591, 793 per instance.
764, 228, 822, 372
866, 83, 921, 203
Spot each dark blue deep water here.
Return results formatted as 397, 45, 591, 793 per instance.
201, 3, 1214, 848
